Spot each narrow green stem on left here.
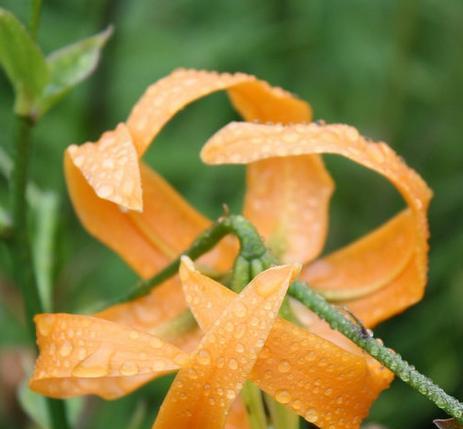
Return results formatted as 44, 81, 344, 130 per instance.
29, 0, 43, 40
9, 116, 70, 429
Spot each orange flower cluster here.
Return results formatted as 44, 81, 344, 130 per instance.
30, 69, 432, 428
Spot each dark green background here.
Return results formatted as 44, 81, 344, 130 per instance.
1, 1, 462, 428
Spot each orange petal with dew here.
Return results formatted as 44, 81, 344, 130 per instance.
202, 122, 432, 322
244, 156, 334, 264
30, 314, 187, 400
126, 68, 332, 264
300, 209, 418, 326
67, 123, 143, 211
225, 400, 251, 429
180, 260, 393, 429
152, 260, 299, 429
126, 68, 311, 156
65, 153, 236, 279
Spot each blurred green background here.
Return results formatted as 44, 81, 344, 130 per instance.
1, 0, 462, 428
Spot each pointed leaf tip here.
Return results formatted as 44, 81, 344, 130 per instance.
36, 25, 113, 116
0, 8, 48, 115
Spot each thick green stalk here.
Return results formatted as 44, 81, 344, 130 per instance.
288, 281, 463, 423
10, 116, 70, 429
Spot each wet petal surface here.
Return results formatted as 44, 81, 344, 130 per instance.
152, 260, 298, 429
202, 122, 431, 324
30, 314, 187, 399
180, 260, 393, 429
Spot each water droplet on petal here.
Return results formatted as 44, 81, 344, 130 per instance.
234, 303, 247, 318
198, 350, 211, 365
228, 358, 238, 370
226, 389, 236, 400
275, 390, 291, 404
120, 361, 139, 376
278, 360, 291, 373
59, 341, 73, 357
305, 409, 318, 423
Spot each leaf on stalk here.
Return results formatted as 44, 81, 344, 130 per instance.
37, 26, 113, 116
0, 8, 48, 116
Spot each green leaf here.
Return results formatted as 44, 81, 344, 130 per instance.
36, 26, 113, 117
18, 379, 83, 429
434, 418, 463, 429
30, 190, 59, 311
0, 8, 48, 116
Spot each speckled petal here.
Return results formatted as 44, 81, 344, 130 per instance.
244, 156, 333, 264
300, 209, 417, 326
152, 260, 299, 429
65, 153, 236, 280
202, 122, 432, 323
180, 260, 393, 429
67, 123, 143, 211
30, 314, 188, 400
127, 68, 311, 156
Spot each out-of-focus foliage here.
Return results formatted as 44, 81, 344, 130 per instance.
0, 0, 462, 428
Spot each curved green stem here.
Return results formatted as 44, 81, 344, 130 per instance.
9, 117, 69, 429
288, 281, 463, 423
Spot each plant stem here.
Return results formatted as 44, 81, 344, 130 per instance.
9, 116, 70, 429
29, 0, 42, 40
111, 214, 268, 306
288, 281, 463, 423
241, 381, 268, 429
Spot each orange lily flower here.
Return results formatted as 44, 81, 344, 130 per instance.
65, 68, 430, 340
30, 260, 393, 429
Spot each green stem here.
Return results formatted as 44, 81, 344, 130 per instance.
29, 0, 42, 40
0, 204, 12, 239
288, 281, 463, 423
111, 214, 267, 305
241, 381, 268, 429
9, 116, 70, 429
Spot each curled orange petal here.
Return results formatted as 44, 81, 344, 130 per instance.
244, 156, 334, 264
180, 259, 393, 429
152, 259, 299, 429
125, 68, 332, 264
127, 68, 311, 156
201, 122, 432, 324
30, 314, 187, 400
301, 209, 417, 326
67, 123, 143, 211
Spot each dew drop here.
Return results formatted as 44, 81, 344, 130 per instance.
226, 389, 236, 400
305, 409, 318, 423
278, 360, 291, 373
198, 350, 211, 365
152, 360, 166, 371
275, 390, 291, 404
129, 331, 139, 340
120, 361, 139, 376
59, 341, 73, 357
228, 358, 238, 370
235, 343, 244, 353
234, 303, 247, 318
256, 279, 280, 297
